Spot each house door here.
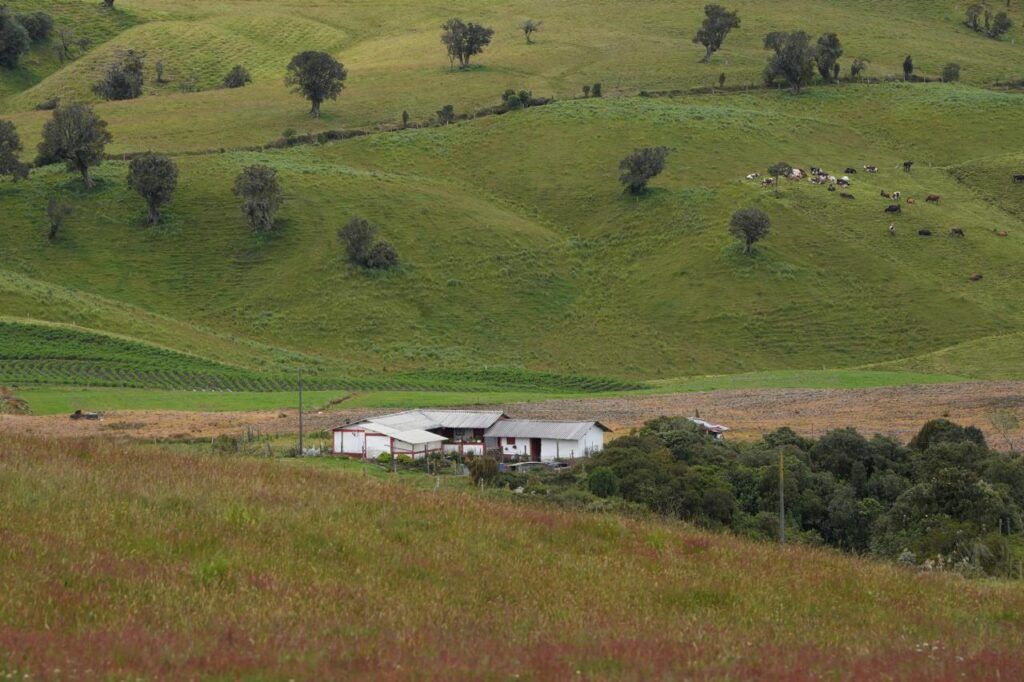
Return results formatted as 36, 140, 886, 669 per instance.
529, 438, 541, 462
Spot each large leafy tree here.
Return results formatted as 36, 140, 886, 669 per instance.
693, 4, 740, 63
0, 6, 30, 68
814, 33, 843, 82
127, 153, 179, 225
763, 31, 816, 94
233, 164, 283, 232
284, 51, 347, 118
440, 18, 494, 69
729, 207, 770, 254
0, 119, 29, 181
37, 104, 112, 188
93, 49, 145, 100
618, 147, 670, 195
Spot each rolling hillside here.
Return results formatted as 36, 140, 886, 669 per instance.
3, 435, 1024, 678
1, 0, 1024, 393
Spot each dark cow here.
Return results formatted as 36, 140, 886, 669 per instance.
827, 184, 836, 192
925, 194, 941, 203
950, 228, 965, 237
884, 204, 902, 213
903, 160, 914, 172
844, 167, 858, 174
840, 192, 855, 199
1014, 174, 1024, 183
918, 229, 932, 236
969, 273, 983, 281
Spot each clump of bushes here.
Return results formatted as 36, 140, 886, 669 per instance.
964, 4, 1013, 39
468, 456, 499, 485
223, 64, 251, 88
93, 49, 145, 100
17, 11, 53, 42
337, 217, 399, 270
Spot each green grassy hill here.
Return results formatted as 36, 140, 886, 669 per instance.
1, 0, 1024, 396
3, 435, 1024, 678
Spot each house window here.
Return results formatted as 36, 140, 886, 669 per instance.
507, 437, 516, 445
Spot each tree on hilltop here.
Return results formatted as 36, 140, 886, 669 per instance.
693, 4, 740, 63
37, 103, 112, 188
285, 51, 347, 118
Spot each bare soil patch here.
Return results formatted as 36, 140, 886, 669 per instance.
2, 381, 1022, 449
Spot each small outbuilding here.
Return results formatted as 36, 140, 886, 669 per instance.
483, 419, 610, 462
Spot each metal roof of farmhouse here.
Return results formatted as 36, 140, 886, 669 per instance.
484, 420, 610, 441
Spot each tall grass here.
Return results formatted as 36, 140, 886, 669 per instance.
2, 435, 1024, 678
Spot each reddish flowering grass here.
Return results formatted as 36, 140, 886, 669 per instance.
2, 435, 1024, 679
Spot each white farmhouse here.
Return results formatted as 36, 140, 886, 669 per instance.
331, 409, 609, 461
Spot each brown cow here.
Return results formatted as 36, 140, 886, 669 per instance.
906, 197, 915, 204
880, 190, 891, 198
997, 230, 1009, 237
969, 273, 983, 281
926, 194, 941, 203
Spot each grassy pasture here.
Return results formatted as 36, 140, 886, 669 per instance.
2, 435, 1024, 678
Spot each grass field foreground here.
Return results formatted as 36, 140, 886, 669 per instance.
2, 435, 1024, 678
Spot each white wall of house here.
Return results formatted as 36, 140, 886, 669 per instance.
334, 429, 366, 456
443, 442, 485, 456
582, 424, 605, 454
365, 433, 392, 457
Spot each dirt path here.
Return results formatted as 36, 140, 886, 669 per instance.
2, 381, 1022, 449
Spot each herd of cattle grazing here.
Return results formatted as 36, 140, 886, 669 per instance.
745, 161, 1023, 281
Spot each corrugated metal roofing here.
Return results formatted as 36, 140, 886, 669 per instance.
342, 410, 506, 432
689, 417, 730, 433
484, 420, 609, 441
361, 422, 447, 445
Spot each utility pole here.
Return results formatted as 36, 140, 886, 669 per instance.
297, 369, 304, 457
779, 451, 786, 544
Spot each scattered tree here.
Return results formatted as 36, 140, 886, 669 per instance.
693, 4, 741, 63
284, 51, 347, 118
364, 240, 399, 269
93, 49, 145, 100
155, 60, 166, 83
619, 146, 670, 195
902, 54, 913, 81
521, 19, 542, 44
989, 11, 1012, 38
102, 0, 114, 8
179, 71, 198, 93
338, 217, 399, 269
718, 72, 726, 89
850, 57, 867, 79
965, 3, 985, 31
582, 84, 591, 98
45, 196, 72, 241
37, 103, 112, 188
729, 207, 771, 254
436, 104, 455, 124
591, 82, 602, 97
233, 164, 283, 232
0, 6, 30, 69
0, 119, 29, 181
764, 31, 816, 93
501, 88, 532, 109
942, 62, 961, 83
440, 18, 494, 69
767, 161, 792, 196
401, 110, 410, 128
127, 152, 178, 225
815, 33, 843, 82
17, 11, 53, 42
223, 64, 251, 88
833, 62, 840, 81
